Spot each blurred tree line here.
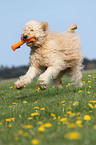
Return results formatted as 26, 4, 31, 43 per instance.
0, 66, 28, 80
0, 58, 96, 80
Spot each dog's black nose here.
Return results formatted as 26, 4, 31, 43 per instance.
23, 35, 28, 40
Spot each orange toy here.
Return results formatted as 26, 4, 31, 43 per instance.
11, 38, 35, 51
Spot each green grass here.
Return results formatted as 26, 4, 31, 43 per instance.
0, 72, 96, 145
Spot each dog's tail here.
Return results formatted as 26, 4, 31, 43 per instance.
68, 24, 77, 32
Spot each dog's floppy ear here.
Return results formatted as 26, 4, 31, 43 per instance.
41, 22, 49, 31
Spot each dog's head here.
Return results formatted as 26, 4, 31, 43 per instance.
21, 20, 49, 48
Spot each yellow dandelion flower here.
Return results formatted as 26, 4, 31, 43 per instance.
76, 120, 82, 127
89, 101, 93, 103
58, 116, 61, 119
23, 101, 27, 103
38, 87, 40, 90
60, 118, 68, 122
9, 106, 13, 108
87, 91, 90, 94
67, 111, 71, 114
38, 121, 43, 125
23, 132, 29, 137
78, 90, 82, 93
82, 81, 85, 84
17, 91, 20, 93
3, 113, 6, 115
64, 132, 81, 140
62, 101, 65, 103
44, 123, 52, 128
12, 102, 17, 105
70, 113, 75, 117
9, 86, 13, 89
18, 130, 23, 135
38, 126, 45, 132
62, 104, 65, 106
76, 120, 82, 125
73, 101, 79, 106
89, 86, 91, 88
53, 117, 56, 120
68, 123, 76, 128
28, 117, 33, 120
34, 107, 39, 109
88, 75, 91, 77
11, 118, 15, 121
23, 125, 32, 129
93, 125, 96, 129
76, 117, 81, 120
93, 100, 96, 103
84, 115, 91, 121
71, 83, 74, 85
9, 124, 12, 128
87, 81, 91, 83
88, 103, 93, 109
40, 108, 45, 110
31, 113, 38, 116
94, 104, 96, 108
67, 107, 72, 110
77, 112, 81, 116
52, 86, 55, 88
62, 121, 67, 125
6, 119, 11, 122
70, 101, 72, 103
51, 113, 55, 117
89, 100, 96, 103
1, 91, 4, 93
31, 139, 39, 145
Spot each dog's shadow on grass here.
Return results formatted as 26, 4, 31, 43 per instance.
15, 87, 62, 100
15, 84, 81, 102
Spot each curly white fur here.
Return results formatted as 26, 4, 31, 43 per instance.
15, 20, 83, 90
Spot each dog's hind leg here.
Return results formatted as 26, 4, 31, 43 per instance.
53, 68, 71, 88
38, 66, 64, 89
53, 71, 64, 88
53, 77, 63, 88
70, 66, 83, 87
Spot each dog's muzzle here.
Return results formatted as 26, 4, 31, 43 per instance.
23, 35, 28, 40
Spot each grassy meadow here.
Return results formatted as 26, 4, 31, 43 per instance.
0, 72, 96, 145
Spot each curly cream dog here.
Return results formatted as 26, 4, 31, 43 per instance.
15, 20, 83, 89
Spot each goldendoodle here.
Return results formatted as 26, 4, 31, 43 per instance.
15, 20, 83, 90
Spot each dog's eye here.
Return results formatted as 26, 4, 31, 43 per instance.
30, 29, 33, 31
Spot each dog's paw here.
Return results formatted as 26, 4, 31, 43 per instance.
15, 80, 26, 90
39, 85, 47, 90
38, 79, 47, 90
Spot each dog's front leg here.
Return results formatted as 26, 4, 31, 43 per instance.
15, 66, 40, 89
38, 66, 60, 89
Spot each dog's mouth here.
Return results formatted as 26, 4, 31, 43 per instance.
26, 41, 33, 47
26, 41, 33, 44
26, 38, 36, 46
